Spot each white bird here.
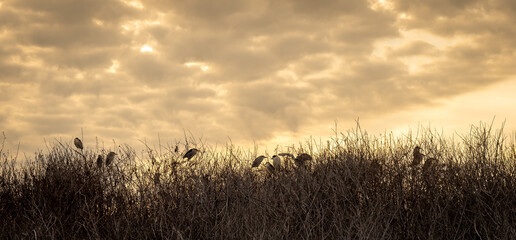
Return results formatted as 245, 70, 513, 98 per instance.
252, 155, 266, 168
272, 155, 281, 171
412, 146, 424, 166
183, 148, 199, 160
106, 152, 117, 166
74, 137, 83, 150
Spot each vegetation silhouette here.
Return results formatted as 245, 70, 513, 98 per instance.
0, 122, 515, 239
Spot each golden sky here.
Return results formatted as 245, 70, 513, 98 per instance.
1, 0, 516, 153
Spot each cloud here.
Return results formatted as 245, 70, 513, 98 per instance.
1, 0, 516, 153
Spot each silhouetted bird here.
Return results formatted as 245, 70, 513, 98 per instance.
252, 155, 266, 168
183, 148, 199, 160
96, 155, 103, 168
295, 153, 312, 167
272, 155, 281, 171
74, 137, 83, 150
106, 152, 116, 166
174, 145, 179, 153
412, 146, 424, 166
265, 162, 275, 173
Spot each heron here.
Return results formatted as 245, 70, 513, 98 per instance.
272, 155, 281, 171
96, 155, 103, 168
252, 155, 266, 168
74, 137, 83, 150
412, 146, 424, 166
295, 153, 312, 167
183, 148, 199, 160
265, 162, 275, 173
106, 152, 117, 166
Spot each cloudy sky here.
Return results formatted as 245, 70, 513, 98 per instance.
1, 0, 516, 154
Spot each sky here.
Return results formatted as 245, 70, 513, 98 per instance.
1, 0, 516, 154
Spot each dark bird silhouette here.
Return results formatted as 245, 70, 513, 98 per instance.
96, 155, 103, 168
252, 155, 266, 168
174, 145, 179, 153
272, 155, 281, 171
183, 148, 199, 160
412, 146, 424, 166
106, 152, 116, 166
74, 137, 83, 150
265, 162, 275, 173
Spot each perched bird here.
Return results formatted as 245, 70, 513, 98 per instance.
183, 148, 199, 160
272, 155, 281, 171
174, 145, 179, 153
252, 155, 267, 168
278, 153, 295, 159
265, 162, 275, 173
74, 137, 83, 150
295, 153, 312, 167
96, 155, 103, 168
412, 146, 425, 166
106, 152, 117, 166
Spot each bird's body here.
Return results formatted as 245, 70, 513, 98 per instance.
265, 162, 275, 173
74, 137, 83, 150
106, 152, 116, 166
412, 146, 424, 166
183, 148, 199, 160
96, 155, 103, 168
272, 155, 281, 171
295, 153, 312, 167
252, 155, 266, 168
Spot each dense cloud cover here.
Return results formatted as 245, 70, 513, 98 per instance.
1, 0, 516, 152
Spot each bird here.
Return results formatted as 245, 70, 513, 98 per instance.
106, 152, 117, 166
412, 146, 425, 166
295, 153, 312, 167
272, 155, 281, 171
252, 155, 267, 168
265, 162, 275, 173
174, 145, 179, 153
96, 155, 103, 168
183, 148, 199, 160
74, 137, 83, 150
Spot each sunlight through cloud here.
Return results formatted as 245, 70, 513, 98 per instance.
140, 45, 153, 53
107, 60, 120, 73
120, 0, 143, 9
185, 62, 210, 72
